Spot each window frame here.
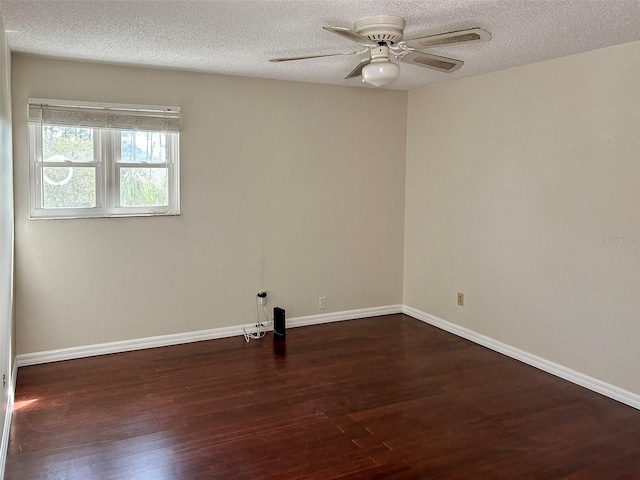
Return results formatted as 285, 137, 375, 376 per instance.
110, 130, 179, 217
28, 98, 180, 220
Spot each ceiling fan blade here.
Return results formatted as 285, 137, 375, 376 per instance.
269, 51, 358, 62
344, 58, 370, 79
323, 26, 373, 45
403, 28, 491, 49
399, 51, 464, 73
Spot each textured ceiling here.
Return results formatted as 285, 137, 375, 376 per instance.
1, 0, 640, 91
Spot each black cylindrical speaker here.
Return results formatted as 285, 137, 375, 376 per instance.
273, 307, 286, 338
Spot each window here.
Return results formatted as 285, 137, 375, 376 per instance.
28, 98, 180, 219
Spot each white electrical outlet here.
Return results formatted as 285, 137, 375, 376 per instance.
319, 296, 327, 310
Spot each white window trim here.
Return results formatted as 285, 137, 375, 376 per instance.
28, 98, 181, 220
110, 131, 180, 217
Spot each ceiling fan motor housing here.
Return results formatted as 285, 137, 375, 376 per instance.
370, 45, 391, 62
354, 15, 405, 45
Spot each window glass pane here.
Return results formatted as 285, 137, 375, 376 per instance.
42, 167, 96, 208
120, 167, 168, 207
120, 131, 166, 163
42, 125, 94, 163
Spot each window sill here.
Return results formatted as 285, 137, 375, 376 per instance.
29, 211, 181, 221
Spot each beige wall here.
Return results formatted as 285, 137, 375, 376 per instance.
404, 41, 640, 394
12, 55, 407, 354
12, 40, 640, 397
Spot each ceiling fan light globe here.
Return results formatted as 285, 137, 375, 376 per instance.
361, 61, 400, 87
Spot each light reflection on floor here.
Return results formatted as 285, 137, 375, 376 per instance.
13, 398, 38, 412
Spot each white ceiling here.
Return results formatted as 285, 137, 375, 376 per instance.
1, 0, 640, 91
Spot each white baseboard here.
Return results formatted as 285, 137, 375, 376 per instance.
288, 304, 402, 329
16, 305, 403, 367
16, 324, 246, 367
403, 305, 640, 411
16, 303, 637, 411
0, 361, 17, 480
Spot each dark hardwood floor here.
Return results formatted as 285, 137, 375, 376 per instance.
6, 314, 640, 479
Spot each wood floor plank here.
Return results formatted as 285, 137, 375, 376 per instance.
7, 314, 640, 478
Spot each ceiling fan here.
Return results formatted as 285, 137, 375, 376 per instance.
270, 16, 491, 87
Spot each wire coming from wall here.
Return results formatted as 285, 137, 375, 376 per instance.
243, 296, 272, 342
